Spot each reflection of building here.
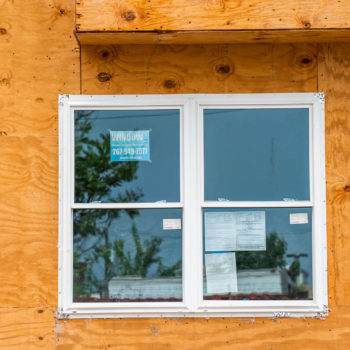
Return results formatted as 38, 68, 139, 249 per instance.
237, 268, 288, 294
109, 277, 182, 299
108, 269, 289, 300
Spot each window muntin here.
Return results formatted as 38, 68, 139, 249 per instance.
59, 94, 327, 318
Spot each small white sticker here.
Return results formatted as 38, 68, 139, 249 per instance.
290, 213, 308, 225
163, 218, 182, 230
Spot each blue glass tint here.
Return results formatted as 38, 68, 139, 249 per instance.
204, 108, 310, 201
73, 209, 182, 302
202, 208, 312, 300
74, 109, 180, 203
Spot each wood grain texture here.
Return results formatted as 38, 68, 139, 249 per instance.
0, 0, 80, 136
318, 43, 350, 307
57, 307, 350, 349
81, 44, 317, 94
76, 29, 350, 46
0, 136, 58, 307
76, 0, 350, 32
0, 307, 55, 349
71, 42, 350, 349
0, 0, 79, 311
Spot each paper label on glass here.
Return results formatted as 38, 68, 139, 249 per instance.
235, 211, 266, 251
204, 211, 266, 251
110, 130, 150, 162
290, 213, 308, 224
205, 252, 237, 294
163, 218, 182, 230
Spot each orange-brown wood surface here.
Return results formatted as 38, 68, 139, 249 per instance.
80, 44, 318, 94
2, 0, 350, 349
0, 0, 79, 347
56, 307, 350, 349
0, 308, 55, 349
319, 43, 350, 307
75, 0, 350, 44
76, 29, 350, 46
76, 0, 350, 32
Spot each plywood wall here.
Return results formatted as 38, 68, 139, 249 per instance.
1, 1, 350, 349
53, 43, 350, 349
0, 0, 79, 348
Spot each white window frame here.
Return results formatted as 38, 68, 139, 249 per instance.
58, 93, 327, 319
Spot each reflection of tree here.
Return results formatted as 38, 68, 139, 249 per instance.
287, 254, 309, 295
113, 223, 181, 278
236, 232, 286, 270
74, 112, 142, 204
74, 112, 143, 298
73, 113, 181, 299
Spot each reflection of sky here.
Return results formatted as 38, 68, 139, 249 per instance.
75, 110, 180, 203
204, 108, 309, 201
203, 208, 312, 284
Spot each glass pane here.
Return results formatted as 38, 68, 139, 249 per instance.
74, 109, 180, 203
203, 208, 312, 300
204, 108, 310, 201
73, 209, 182, 302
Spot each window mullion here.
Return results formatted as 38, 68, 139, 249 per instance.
182, 99, 200, 312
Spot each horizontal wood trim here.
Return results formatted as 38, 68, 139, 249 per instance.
76, 0, 350, 34
76, 29, 350, 45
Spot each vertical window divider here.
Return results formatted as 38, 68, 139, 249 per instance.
183, 99, 200, 312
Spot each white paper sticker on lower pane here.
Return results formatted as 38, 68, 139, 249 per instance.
290, 213, 308, 224
205, 252, 237, 294
204, 211, 266, 251
163, 218, 182, 230
235, 211, 266, 251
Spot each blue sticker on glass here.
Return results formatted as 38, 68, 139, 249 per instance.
110, 130, 150, 162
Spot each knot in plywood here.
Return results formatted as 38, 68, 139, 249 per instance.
216, 64, 232, 74
302, 21, 312, 29
210, 56, 235, 81
0, 71, 11, 88
163, 79, 177, 89
123, 11, 136, 21
97, 72, 112, 82
290, 48, 317, 73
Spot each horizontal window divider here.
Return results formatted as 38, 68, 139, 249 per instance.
201, 201, 313, 208
71, 202, 183, 210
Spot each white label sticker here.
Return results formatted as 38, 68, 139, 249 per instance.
290, 213, 308, 224
163, 218, 182, 230
205, 252, 237, 294
204, 211, 266, 251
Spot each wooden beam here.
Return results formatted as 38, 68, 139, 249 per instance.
76, 0, 350, 31
76, 29, 350, 45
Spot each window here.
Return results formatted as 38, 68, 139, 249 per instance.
58, 93, 327, 318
